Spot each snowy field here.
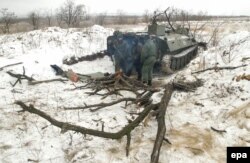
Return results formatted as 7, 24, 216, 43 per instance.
0, 21, 250, 163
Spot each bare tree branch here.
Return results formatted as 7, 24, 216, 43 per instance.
29, 78, 68, 85
15, 77, 203, 162
191, 64, 248, 74
151, 84, 174, 163
126, 133, 131, 156
210, 127, 226, 133
7, 67, 35, 87
64, 97, 136, 111
15, 101, 157, 140
0, 62, 22, 71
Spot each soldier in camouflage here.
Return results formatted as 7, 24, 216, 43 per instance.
141, 36, 157, 86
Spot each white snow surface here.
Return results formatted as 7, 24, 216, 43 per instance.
0, 24, 250, 163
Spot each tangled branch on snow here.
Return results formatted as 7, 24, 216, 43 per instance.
7, 67, 68, 87
64, 72, 159, 111
7, 66, 35, 87
15, 76, 203, 163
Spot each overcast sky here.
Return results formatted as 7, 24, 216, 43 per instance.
0, 0, 249, 17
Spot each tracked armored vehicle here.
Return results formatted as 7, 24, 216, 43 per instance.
107, 23, 198, 74
63, 23, 200, 74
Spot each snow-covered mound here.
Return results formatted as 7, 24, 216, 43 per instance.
0, 25, 113, 59
0, 25, 115, 79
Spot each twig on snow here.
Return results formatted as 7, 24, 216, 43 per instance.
191, 64, 248, 74
210, 127, 226, 133
29, 78, 68, 85
0, 62, 23, 71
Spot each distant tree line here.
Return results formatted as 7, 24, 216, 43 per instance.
0, 0, 87, 33
0, 0, 245, 34
0, 8, 16, 34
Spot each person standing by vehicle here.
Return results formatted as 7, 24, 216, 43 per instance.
113, 31, 133, 76
141, 36, 157, 86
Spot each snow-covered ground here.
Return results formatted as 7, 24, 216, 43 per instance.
0, 22, 249, 163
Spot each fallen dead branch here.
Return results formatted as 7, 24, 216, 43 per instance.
210, 127, 226, 134
163, 137, 172, 144
151, 83, 174, 163
64, 82, 92, 91
28, 78, 68, 85
64, 73, 149, 99
173, 79, 204, 92
7, 67, 35, 87
126, 133, 131, 156
15, 100, 157, 139
65, 91, 154, 112
150, 79, 203, 163
27, 158, 39, 163
7, 68, 68, 86
242, 57, 250, 62
64, 72, 156, 109
64, 97, 136, 111
63, 51, 108, 65
191, 64, 248, 74
15, 77, 203, 163
84, 72, 148, 90
0, 62, 23, 71
65, 81, 156, 112
15, 100, 158, 154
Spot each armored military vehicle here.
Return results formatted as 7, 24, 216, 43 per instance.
63, 20, 200, 75
106, 23, 198, 75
